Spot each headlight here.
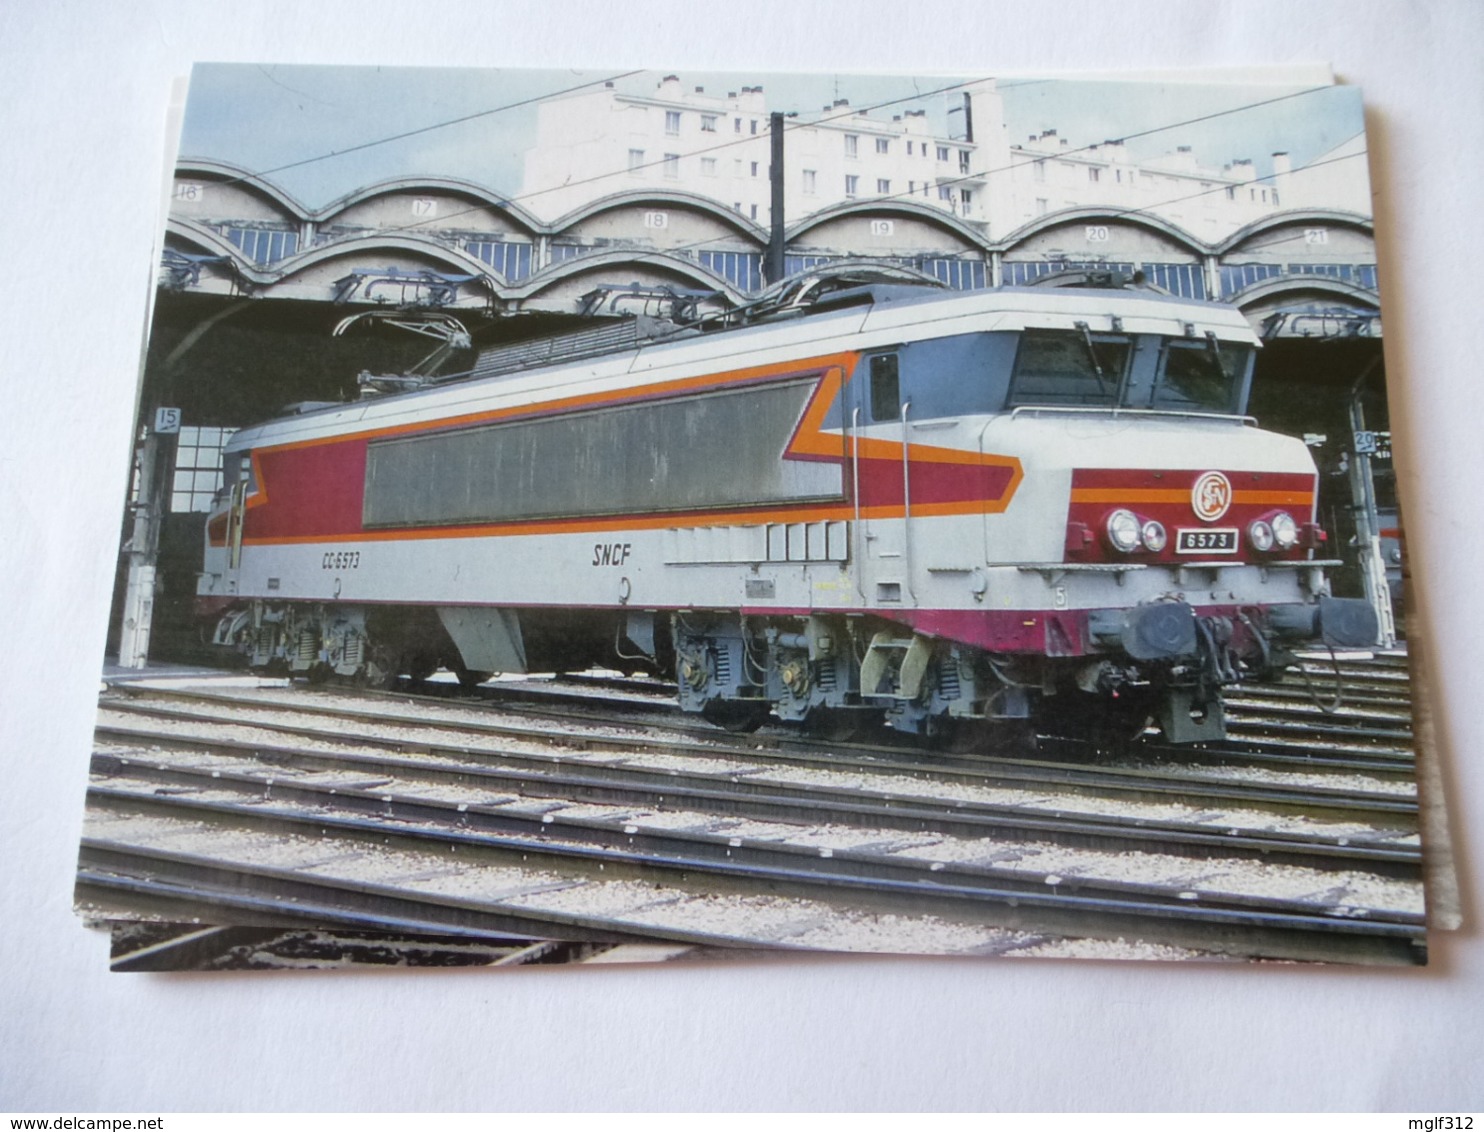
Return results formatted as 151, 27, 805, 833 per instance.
1248, 519, 1275, 552
1271, 511, 1299, 550
1141, 520, 1167, 552
1106, 509, 1141, 553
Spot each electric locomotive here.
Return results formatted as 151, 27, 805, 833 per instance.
198, 277, 1378, 745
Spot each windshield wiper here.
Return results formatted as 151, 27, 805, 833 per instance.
1074, 321, 1112, 393
1204, 330, 1232, 382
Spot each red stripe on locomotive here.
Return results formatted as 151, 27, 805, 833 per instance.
1065, 467, 1317, 564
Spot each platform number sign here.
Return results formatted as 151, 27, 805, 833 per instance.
870, 219, 895, 237
644, 211, 669, 229
1355, 430, 1392, 459
412, 198, 438, 218
153, 407, 182, 435
1304, 228, 1329, 245
1085, 225, 1110, 242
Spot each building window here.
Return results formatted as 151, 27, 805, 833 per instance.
907, 141, 914, 155
1034, 160, 1046, 184
1088, 167, 1100, 183
701, 157, 717, 176
665, 110, 681, 135
750, 119, 758, 135
734, 117, 742, 133
938, 185, 952, 201
734, 202, 742, 213
960, 189, 973, 207
224, 227, 298, 265
749, 204, 758, 220
877, 178, 891, 194
628, 149, 645, 174
698, 250, 763, 291
701, 114, 718, 132
465, 239, 533, 281
750, 161, 759, 177
936, 145, 949, 161
802, 169, 817, 194
1116, 169, 1123, 183
663, 153, 680, 179
1226, 186, 1237, 200
845, 134, 858, 158
875, 137, 889, 154
959, 149, 971, 174
1035, 197, 1048, 215
909, 180, 916, 194
171, 426, 237, 513
845, 174, 859, 198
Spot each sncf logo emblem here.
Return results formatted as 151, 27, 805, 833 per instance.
1192, 471, 1233, 522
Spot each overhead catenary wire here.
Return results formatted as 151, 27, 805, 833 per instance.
361, 79, 1346, 250
207, 69, 648, 191
199, 74, 1360, 295
479, 100, 1364, 296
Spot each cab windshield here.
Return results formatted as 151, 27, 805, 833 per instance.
1006, 330, 1130, 408
1007, 328, 1251, 414
1152, 339, 1248, 413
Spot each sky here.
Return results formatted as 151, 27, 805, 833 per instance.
177, 64, 1366, 212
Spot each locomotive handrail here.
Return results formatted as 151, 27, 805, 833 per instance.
901, 399, 916, 606
1017, 562, 1149, 586
850, 406, 865, 604
1008, 405, 1257, 426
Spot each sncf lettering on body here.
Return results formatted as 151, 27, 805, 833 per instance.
592, 542, 633, 566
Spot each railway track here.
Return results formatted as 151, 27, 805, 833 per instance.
80, 789, 1422, 966
81, 662, 1427, 965
102, 919, 616, 972
422, 661, 1419, 779
97, 687, 1418, 826
91, 716, 1418, 874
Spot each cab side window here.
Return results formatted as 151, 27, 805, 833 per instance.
869, 353, 900, 422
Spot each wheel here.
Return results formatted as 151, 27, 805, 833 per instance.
700, 699, 770, 732
1038, 690, 1154, 756
799, 707, 878, 743
455, 665, 493, 690
920, 714, 988, 754
355, 646, 401, 690
405, 651, 438, 684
